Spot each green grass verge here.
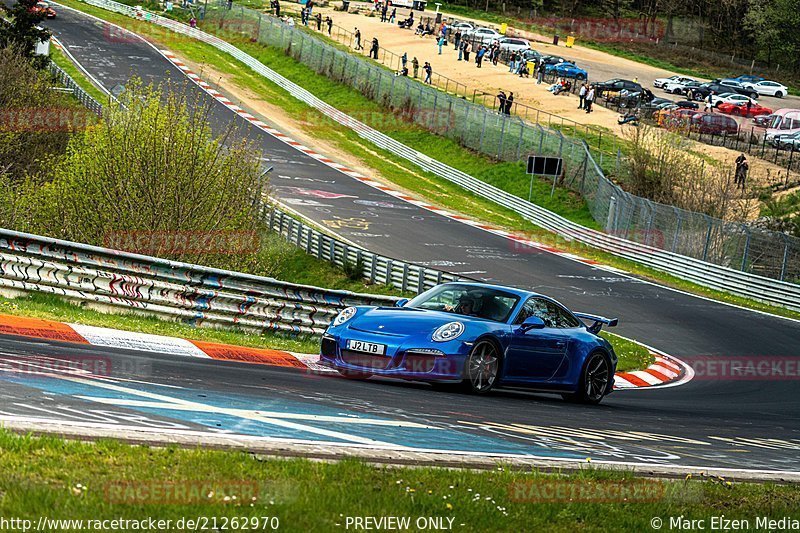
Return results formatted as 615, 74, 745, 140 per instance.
49, 46, 109, 104
57, 0, 800, 325
2, 429, 799, 530
600, 331, 652, 373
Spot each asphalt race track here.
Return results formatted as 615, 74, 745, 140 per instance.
3, 4, 798, 473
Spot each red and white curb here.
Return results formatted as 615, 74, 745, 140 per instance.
0, 314, 691, 390
0, 314, 333, 374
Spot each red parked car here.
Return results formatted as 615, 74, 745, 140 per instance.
717, 101, 773, 118
690, 112, 739, 135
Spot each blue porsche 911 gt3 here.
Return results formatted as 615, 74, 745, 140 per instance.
320, 282, 619, 404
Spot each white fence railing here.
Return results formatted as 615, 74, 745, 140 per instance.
57, 0, 800, 312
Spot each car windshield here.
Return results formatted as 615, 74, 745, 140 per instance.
406, 284, 521, 322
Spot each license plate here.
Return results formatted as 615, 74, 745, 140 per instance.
347, 340, 386, 355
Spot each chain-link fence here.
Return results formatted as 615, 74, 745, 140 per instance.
202, 3, 800, 283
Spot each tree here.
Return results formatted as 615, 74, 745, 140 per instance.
745, 0, 800, 69
0, 0, 50, 68
40, 79, 270, 268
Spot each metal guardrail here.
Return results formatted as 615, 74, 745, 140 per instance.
267, 208, 461, 293
48, 61, 104, 116
66, 0, 800, 310
0, 227, 399, 336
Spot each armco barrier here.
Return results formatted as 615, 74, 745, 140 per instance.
0, 227, 403, 336
267, 208, 461, 292
55, 0, 800, 311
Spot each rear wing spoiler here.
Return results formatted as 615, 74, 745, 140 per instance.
574, 312, 618, 334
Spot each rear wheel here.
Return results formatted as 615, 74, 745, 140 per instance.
562, 351, 611, 405
775, 91, 785, 98
464, 339, 501, 394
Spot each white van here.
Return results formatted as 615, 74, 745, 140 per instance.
765, 108, 800, 141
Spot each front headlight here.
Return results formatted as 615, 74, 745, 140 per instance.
332, 307, 357, 327
432, 322, 465, 342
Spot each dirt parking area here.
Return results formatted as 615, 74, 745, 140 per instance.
292, 3, 793, 184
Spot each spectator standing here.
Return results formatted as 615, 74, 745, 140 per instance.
274, 0, 280, 16
505, 92, 513, 115
354, 27, 363, 50
508, 52, 517, 73
497, 90, 507, 114
705, 92, 714, 113
389, 7, 396, 23
315, 12, 322, 30
536, 63, 544, 84
370, 37, 379, 59
423, 61, 432, 84
412, 56, 419, 78
401, 52, 407, 69
454, 30, 461, 48
735, 154, 749, 189
578, 83, 587, 109
380, 3, 387, 22
476, 46, 485, 68
585, 85, 595, 113
437, 35, 445, 54
326, 16, 332, 35
463, 40, 471, 62
457, 40, 464, 61
746, 99, 753, 116
306, 0, 313, 15
492, 44, 499, 66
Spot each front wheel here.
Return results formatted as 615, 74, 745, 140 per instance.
464, 339, 501, 394
562, 351, 611, 405
775, 91, 784, 98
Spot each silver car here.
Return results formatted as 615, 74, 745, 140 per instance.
496, 37, 530, 53
468, 27, 502, 44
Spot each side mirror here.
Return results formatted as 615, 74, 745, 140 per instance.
518, 316, 545, 333
395, 298, 409, 308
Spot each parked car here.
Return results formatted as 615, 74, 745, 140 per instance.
30, 1, 56, 18
691, 113, 739, 135
717, 101, 773, 118
710, 92, 753, 107
520, 49, 542, 63
468, 27, 503, 44
594, 78, 642, 97
774, 131, 800, 150
655, 107, 696, 129
545, 61, 587, 80
733, 75, 765, 84
741, 80, 789, 98
753, 114, 773, 128
764, 109, 800, 141
451, 22, 475, 34
662, 78, 698, 94
654, 75, 694, 89
496, 37, 530, 53
690, 82, 759, 100
540, 55, 567, 66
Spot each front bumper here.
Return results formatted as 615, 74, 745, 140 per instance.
319, 333, 468, 380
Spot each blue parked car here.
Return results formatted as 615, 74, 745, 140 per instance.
545, 62, 588, 80
320, 282, 619, 404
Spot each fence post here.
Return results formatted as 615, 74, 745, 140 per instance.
515, 120, 525, 160
497, 114, 507, 159
478, 111, 488, 153
740, 225, 751, 272
671, 209, 683, 253
775, 233, 790, 281
702, 216, 713, 262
